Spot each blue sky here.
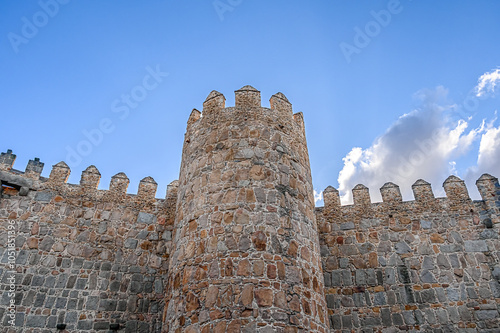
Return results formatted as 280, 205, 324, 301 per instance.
1, 1, 500, 204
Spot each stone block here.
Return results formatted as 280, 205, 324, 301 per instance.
440, 244, 463, 253
447, 306, 460, 323
475, 310, 498, 320
446, 287, 460, 301
26, 315, 46, 327
341, 270, 353, 286
373, 292, 386, 305
420, 220, 432, 229
341, 315, 352, 328
86, 296, 99, 310
402, 311, 416, 325
384, 267, 396, 284
366, 269, 377, 286
339, 257, 349, 268
137, 212, 155, 224
355, 270, 366, 285
98, 299, 117, 311
340, 222, 355, 230
77, 320, 93, 330
55, 297, 67, 309
395, 241, 412, 254
33, 293, 46, 307
130, 281, 143, 294
331, 270, 342, 286
424, 308, 437, 324
420, 289, 437, 303
480, 229, 498, 239
362, 316, 381, 327
67, 298, 77, 309
34, 192, 53, 202
381, 307, 392, 326
124, 238, 138, 249
435, 308, 449, 324
464, 240, 488, 252
45, 296, 56, 308
458, 306, 472, 321
94, 321, 110, 330
326, 294, 335, 309
353, 293, 365, 307
420, 270, 437, 283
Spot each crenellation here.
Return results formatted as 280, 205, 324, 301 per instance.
1, 87, 499, 332
270, 92, 292, 115
48, 161, 70, 183
476, 173, 500, 224
109, 172, 129, 196
443, 175, 471, 203
202, 90, 225, 116
476, 173, 499, 203
24, 157, 44, 180
186, 108, 201, 128
412, 178, 435, 202
0, 149, 16, 171
324, 185, 341, 211
80, 165, 101, 190
293, 111, 306, 134
165, 179, 178, 199
352, 183, 371, 206
137, 176, 158, 201
235, 84, 261, 108
379, 182, 402, 204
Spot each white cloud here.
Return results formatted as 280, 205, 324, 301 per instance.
478, 121, 500, 167
337, 87, 487, 204
475, 68, 500, 97
314, 190, 323, 205
466, 114, 500, 185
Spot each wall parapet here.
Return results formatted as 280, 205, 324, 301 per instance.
0, 149, 177, 206
188, 86, 304, 131
323, 174, 498, 221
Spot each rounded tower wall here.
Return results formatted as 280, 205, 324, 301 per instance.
164, 87, 328, 332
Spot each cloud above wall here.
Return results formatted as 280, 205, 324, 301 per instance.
465, 114, 500, 184
475, 68, 500, 97
337, 71, 500, 204
313, 190, 323, 205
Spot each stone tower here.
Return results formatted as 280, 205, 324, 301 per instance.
163, 86, 329, 332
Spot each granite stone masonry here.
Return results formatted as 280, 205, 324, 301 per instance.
0, 86, 498, 332
164, 86, 328, 332
319, 174, 500, 332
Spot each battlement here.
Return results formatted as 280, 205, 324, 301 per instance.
188, 85, 302, 129
321, 174, 500, 224
0, 149, 177, 205
324, 175, 498, 207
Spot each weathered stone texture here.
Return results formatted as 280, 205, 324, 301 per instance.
164, 86, 329, 332
319, 174, 500, 332
0, 159, 172, 332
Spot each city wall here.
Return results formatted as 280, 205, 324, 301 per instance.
317, 175, 500, 332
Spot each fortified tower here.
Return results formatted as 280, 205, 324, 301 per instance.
163, 86, 329, 332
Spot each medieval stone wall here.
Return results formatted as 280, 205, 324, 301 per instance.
0, 87, 499, 333
0, 153, 177, 332
317, 175, 500, 332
